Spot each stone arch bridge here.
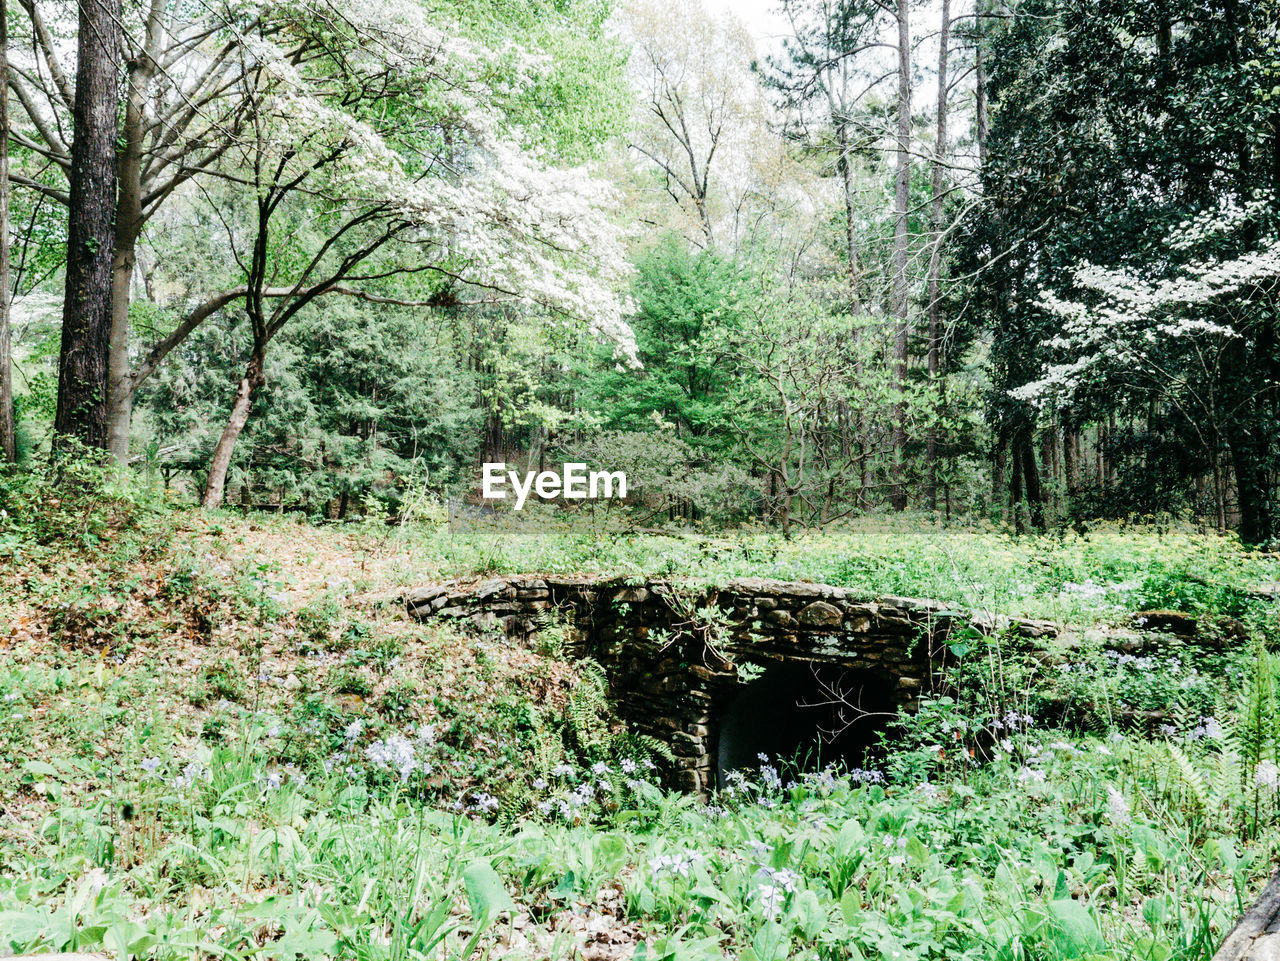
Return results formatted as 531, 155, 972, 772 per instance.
405, 576, 1056, 797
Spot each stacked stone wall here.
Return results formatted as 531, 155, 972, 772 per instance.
407, 575, 1056, 796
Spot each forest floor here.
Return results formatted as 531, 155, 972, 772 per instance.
2, 499, 1280, 959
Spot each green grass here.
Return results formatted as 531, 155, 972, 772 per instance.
3, 494, 1280, 960
392, 508, 1280, 626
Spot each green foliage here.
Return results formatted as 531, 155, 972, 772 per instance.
1136, 562, 1253, 619
193, 663, 246, 706
565, 659, 614, 760
963, 0, 1280, 540
585, 240, 745, 447
0, 443, 162, 553
3, 708, 1261, 961
295, 597, 346, 649
331, 667, 373, 697
139, 301, 481, 516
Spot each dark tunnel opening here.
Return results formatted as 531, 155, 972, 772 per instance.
715, 662, 898, 788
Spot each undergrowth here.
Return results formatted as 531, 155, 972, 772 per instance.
1, 486, 1279, 958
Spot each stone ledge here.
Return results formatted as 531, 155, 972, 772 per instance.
403, 573, 1069, 797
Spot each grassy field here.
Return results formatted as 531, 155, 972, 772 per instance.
2, 487, 1280, 959
411, 508, 1280, 627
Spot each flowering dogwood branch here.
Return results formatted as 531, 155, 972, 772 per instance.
1013, 191, 1279, 413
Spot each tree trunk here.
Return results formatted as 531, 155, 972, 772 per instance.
106, 236, 138, 462
1041, 428, 1058, 514
54, 0, 122, 451
1213, 867, 1280, 960
833, 115, 869, 500
975, 0, 989, 165
0, 0, 15, 462
835, 118, 861, 312
1009, 439, 1024, 530
1020, 433, 1045, 528
106, 0, 164, 463
1063, 425, 1080, 505
1229, 428, 1274, 544
201, 349, 266, 509
888, 0, 912, 512
1097, 420, 1107, 488
993, 438, 1007, 520
481, 407, 504, 465
924, 0, 951, 512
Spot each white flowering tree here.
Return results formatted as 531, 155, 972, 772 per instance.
6, 0, 631, 462
182, 0, 635, 507
1012, 193, 1280, 535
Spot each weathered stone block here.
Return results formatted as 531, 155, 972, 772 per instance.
473, 578, 516, 601
405, 584, 449, 609
766, 609, 797, 628
799, 601, 843, 628
874, 615, 920, 634
779, 582, 832, 599
690, 665, 736, 682
676, 769, 704, 792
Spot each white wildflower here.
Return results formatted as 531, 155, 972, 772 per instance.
756, 883, 785, 920
1106, 786, 1131, 826
1256, 761, 1280, 791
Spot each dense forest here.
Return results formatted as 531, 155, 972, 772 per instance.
1, 0, 1275, 540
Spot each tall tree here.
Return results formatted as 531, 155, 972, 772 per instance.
887, 0, 912, 511
12, 0, 290, 460
105, 0, 167, 460
0, 0, 14, 462
924, 0, 952, 510
623, 0, 793, 253
772, 0, 885, 312
771, 0, 939, 506
53, 0, 120, 450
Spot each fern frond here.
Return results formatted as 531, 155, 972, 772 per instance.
1232, 642, 1276, 773
1165, 743, 1209, 817
1211, 750, 1243, 810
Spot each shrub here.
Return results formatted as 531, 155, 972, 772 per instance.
0, 442, 161, 552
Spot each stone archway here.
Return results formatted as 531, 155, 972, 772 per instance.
714, 661, 900, 788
